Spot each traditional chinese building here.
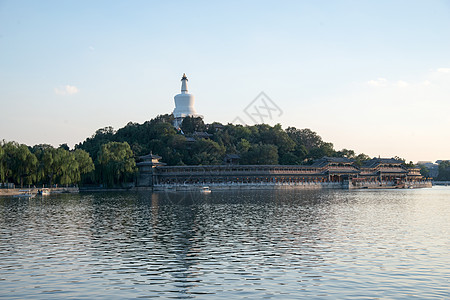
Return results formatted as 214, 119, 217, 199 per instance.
135, 152, 166, 187
136, 156, 429, 189
353, 158, 423, 187
312, 157, 360, 182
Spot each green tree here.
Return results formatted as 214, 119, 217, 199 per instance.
188, 139, 226, 165
223, 124, 252, 143
437, 161, 450, 181
336, 149, 356, 159
418, 164, 430, 178
97, 142, 136, 187
32, 145, 81, 186
33, 145, 95, 186
241, 144, 278, 165
279, 152, 302, 165
292, 144, 308, 162
354, 153, 371, 167
237, 138, 251, 153
206, 122, 223, 134
59, 143, 70, 151
0, 143, 5, 183
2, 142, 16, 183
286, 127, 324, 151
32, 144, 56, 185
3, 142, 38, 187
404, 161, 415, 168
257, 124, 295, 156
53, 148, 78, 185
73, 149, 95, 184
74, 149, 95, 176
181, 116, 206, 134
75, 126, 116, 161
309, 142, 335, 159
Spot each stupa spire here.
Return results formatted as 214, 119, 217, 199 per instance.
173, 73, 199, 128
181, 73, 188, 93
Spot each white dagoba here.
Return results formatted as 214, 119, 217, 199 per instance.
172, 73, 199, 128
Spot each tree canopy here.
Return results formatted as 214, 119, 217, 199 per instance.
97, 142, 136, 187
437, 161, 450, 181
1, 141, 94, 187
2, 114, 379, 187
75, 115, 371, 168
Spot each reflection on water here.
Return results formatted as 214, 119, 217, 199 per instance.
0, 188, 449, 299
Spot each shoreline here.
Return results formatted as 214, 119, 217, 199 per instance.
0, 187, 79, 196
150, 181, 432, 191
1, 182, 433, 195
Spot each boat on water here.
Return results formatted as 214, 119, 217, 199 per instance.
200, 186, 211, 193
37, 188, 50, 196
14, 190, 36, 198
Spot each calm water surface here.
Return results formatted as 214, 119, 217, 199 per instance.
0, 187, 449, 299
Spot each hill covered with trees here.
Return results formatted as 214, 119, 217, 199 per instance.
76, 114, 371, 167
3, 114, 435, 188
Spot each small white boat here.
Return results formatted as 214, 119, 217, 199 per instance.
14, 190, 36, 198
200, 186, 211, 193
38, 188, 50, 196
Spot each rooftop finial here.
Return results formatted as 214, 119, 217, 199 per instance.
181, 73, 188, 93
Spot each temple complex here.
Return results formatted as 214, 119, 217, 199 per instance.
136, 156, 430, 190
137, 74, 431, 190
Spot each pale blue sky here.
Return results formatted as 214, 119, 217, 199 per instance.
1, 0, 449, 162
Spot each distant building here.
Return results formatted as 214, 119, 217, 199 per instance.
211, 123, 224, 131
172, 73, 201, 128
359, 158, 408, 182
417, 161, 439, 178
136, 152, 166, 187
223, 154, 240, 165
417, 161, 432, 165
192, 131, 212, 139
136, 155, 429, 189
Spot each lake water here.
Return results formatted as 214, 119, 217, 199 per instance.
0, 187, 449, 299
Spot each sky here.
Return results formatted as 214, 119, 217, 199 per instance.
0, 0, 449, 163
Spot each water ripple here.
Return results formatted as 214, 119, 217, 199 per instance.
0, 188, 449, 298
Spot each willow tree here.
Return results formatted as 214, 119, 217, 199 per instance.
74, 149, 95, 183
53, 148, 79, 186
32, 144, 56, 185
2, 142, 38, 187
97, 142, 136, 187
0, 143, 5, 183
32, 145, 95, 186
